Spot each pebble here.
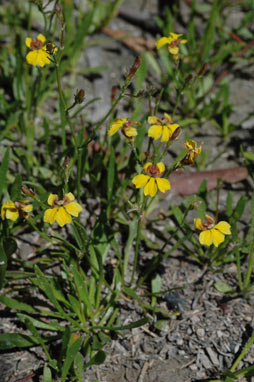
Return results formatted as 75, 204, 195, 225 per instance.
196, 328, 205, 338
206, 347, 220, 367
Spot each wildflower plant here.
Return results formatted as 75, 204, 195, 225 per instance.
0, 1, 253, 381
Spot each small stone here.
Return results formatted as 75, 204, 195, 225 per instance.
196, 328, 205, 338
206, 347, 220, 366
191, 315, 200, 324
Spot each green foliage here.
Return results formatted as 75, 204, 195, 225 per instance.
0, 0, 253, 380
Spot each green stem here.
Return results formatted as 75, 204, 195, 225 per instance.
236, 246, 243, 292
230, 330, 254, 373
136, 205, 192, 289
130, 197, 146, 285
243, 193, 254, 290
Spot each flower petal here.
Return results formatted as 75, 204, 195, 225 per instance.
26, 49, 50, 67
1, 201, 19, 221
144, 178, 157, 197
148, 116, 159, 124
156, 178, 170, 193
132, 174, 150, 188
64, 202, 82, 217
148, 125, 162, 140
199, 230, 213, 246
55, 207, 72, 227
22, 204, 33, 213
156, 37, 170, 49
44, 208, 57, 224
169, 46, 179, 55
108, 119, 127, 137
25, 37, 32, 48
163, 113, 173, 123
214, 221, 231, 235
212, 228, 225, 247
194, 218, 203, 230
124, 127, 137, 137
37, 34, 46, 44
161, 126, 170, 142
169, 33, 182, 40
143, 162, 152, 171
48, 194, 58, 206
65, 192, 75, 202
156, 162, 165, 173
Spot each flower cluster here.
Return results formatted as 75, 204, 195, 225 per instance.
1, 192, 82, 228
194, 215, 231, 247
25, 34, 57, 67
148, 113, 180, 142
108, 118, 139, 141
1, 200, 33, 221
43, 193, 82, 227
132, 162, 170, 197
156, 33, 187, 60
182, 140, 202, 165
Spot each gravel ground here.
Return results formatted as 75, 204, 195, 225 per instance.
0, 0, 254, 381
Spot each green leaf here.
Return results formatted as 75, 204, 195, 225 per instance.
0, 147, 10, 198
135, 53, 147, 92
243, 151, 254, 161
233, 195, 246, 220
154, 320, 168, 331
43, 364, 52, 382
201, 0, 220, 61
151, 274, 162, 295
33, 265, 64, 314
214, 282, 234, 294
171, 205, 184, 225
17, 313, 64, 332
70, 263, 92, 316
84, 350, 106, 369
0, 333, 39, 350
10, 174, 22, 200
226, 191, 233, 217
0, 240, 7, 289
74, 352, 84, 382
0, 295, 36, 313
100, 317, 149, 331
3, 237, 17, 257
61, 336, 83, 382
107, 146, 116, 202
123, 218, 138, 274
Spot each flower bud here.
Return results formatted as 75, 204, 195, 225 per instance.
171, 126, 182, 141
111, 86, 117, 103
198, 64, 208, 77
21, 185, 35, 197
74, 89, 85, 104
55, 3, 64, 24
127, 56, 142, 80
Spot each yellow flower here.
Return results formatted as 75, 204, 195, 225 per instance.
25, 34, 57, 67
156, 33, 187, 56
182, 140, 202, 165
194, 215, 231, 247
43, 193, 82, 227
1, 200, 33, 221
132, 162, 170, 197
148, 113, 180, 142
108, 118, 139, 140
